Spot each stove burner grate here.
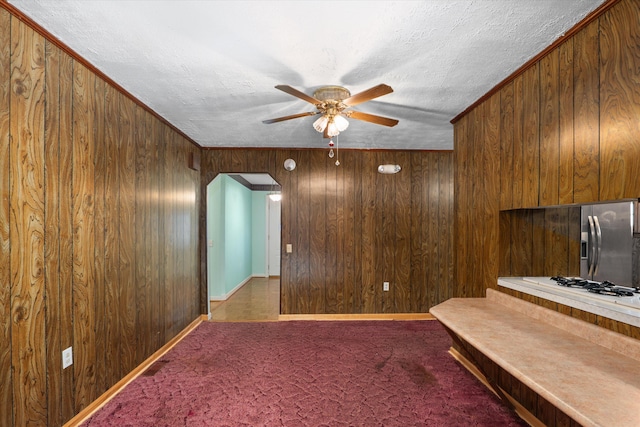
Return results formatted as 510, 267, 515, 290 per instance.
550, 276, 639, 297
550, 276, 590, 288
587, 285, 636, 297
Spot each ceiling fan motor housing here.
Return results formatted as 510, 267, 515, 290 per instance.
313, 86, 351, 101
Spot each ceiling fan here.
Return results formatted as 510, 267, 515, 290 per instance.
262, 84, 399, 138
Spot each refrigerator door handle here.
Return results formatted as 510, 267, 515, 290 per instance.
593, 215, 602, 276
587, 215, 596, 277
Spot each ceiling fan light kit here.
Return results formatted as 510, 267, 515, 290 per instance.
312, 115, 329, 133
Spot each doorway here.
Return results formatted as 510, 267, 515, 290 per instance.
206, 173, 281, 320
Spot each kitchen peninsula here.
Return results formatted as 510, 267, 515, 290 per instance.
430, 288, 640, 427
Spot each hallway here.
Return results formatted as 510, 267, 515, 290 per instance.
209, 277, 280, 322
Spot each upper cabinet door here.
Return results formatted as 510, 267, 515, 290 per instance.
599, 0, 640, 201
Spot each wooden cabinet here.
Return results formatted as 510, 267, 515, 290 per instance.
599, 0, 640, 200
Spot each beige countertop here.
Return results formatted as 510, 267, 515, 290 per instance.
430, 289, 640, 427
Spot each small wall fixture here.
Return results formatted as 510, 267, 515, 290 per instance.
378, 164, 401, 174
284, 159, 296, 171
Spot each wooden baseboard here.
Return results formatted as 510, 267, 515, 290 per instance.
278, 313, 435, 321
63, 315, 207, 426
448, 347, 544, 427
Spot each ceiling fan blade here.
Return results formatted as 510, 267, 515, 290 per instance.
275, 85, 322, 105
348, 111, 399, 127
262, 111, 318, 124
342, 84, 393, 107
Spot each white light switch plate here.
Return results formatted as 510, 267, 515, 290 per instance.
62, 347, 73, 369
286, 244, 292, 253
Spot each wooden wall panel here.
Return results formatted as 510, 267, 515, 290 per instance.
93, 75, 107, 397
360, 151, 377, 312
499, 82, 514, 210
335, 151, 346, 312
159, 126, 171, 342
309, 150, 326, 313
0, 9, 202, 424
148, 118, 161, 352
44, 40, 63, 426
511, 210, 534, 277
599, 0, 640, 200
325, 155, 338, 313
134, 110, 149, 365
340, 150, 356, 312
118, 93, 137, 376
200, 148, 454, 315
394, 151, 411, 312
58, 48, 75, 422
453, 114, 470, 297
103, 83, 122, 386
499, 208, 580, 278
573, 20, 600, 203
275, 150, 293, 313
72, 61, 97, 411
373, 152, 385, 311
380, 151, 394, 312
539, 49, 560, 206
163, 127, 175, 338
511, 75, 525, 209
176, 136, 187, 330
425, 151, 437, 307
10, 18, 47, 426
438, 152, 454, 302
409, 153, 425, 311
351, 152, 363, 312
544, 208, 568, 273
483, 94, 501, 291
467, 108, 481, 296
0, 8, 12, 427
295, 150, 311, 314
558, 39, 575, 205
522, 63, 540, 208
498, 211, 512, 276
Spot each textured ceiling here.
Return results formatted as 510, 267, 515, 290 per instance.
9, 0, 605, 150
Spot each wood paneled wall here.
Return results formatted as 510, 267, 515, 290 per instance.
454, 0, 640, 298
499, 207, 581, 278
0, 9, 201, 426
199, 149, 454, 315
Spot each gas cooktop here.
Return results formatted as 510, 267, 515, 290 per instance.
549, 276, 640, 297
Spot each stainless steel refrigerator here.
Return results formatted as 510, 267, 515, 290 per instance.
580, 201, 634, 286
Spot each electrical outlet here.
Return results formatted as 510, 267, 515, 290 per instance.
383, 281, 390, 291
62, 347, 73, 369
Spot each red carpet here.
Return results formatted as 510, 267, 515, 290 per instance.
83, 321, 526, 426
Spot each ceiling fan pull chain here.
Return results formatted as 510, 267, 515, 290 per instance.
335, 135, 340, 166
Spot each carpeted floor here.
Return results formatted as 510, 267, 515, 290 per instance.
83, 320, 527, 426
